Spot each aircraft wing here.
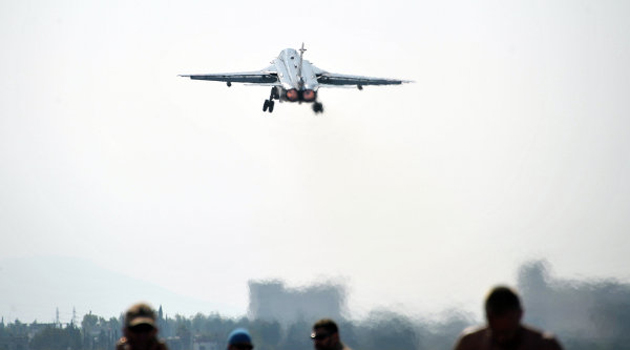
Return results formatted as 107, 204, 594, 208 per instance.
179, 67, 278, 84
316, 72, 411, 87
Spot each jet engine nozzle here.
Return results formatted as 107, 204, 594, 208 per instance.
302, 89, 316, 102
286, 89, 299, 101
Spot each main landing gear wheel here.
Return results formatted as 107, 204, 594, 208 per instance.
263, 99, 274, 113
263, 87, 278, 113
312, 102, 324, 114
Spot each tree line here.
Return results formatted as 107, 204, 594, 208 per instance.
0, 309, 468, 350
1, 305, 629, 350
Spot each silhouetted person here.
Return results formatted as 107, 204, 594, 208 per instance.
453, 286, 563, 350
227, 328, 254, 350
116, 303, 168, 350
311, 319, 352, 350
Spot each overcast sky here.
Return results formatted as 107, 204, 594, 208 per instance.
1, 0, 629, 323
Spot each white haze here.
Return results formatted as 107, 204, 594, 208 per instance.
1, 0, 629, 323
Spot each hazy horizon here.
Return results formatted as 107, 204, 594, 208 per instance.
2, 0, 629, 334
1, 255, 627, 327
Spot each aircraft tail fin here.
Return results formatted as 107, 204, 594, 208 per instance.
297, 42, 306, 88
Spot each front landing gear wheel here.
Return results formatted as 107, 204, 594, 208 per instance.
268, 100, 275, 113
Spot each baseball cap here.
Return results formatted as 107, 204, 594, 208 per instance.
125, 303, 157, 328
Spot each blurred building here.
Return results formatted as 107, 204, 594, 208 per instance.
518, 260, 630, 343
193, 336, 219, 350
248, 280, 345, 325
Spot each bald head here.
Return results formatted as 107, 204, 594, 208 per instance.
485, 286, 522, 316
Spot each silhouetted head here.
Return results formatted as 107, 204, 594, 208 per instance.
227, 328, 253, 350
123, 303, 158, 349
484, 286, 523, 347
311, 319, 340, 350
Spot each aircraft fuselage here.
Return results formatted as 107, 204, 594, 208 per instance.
272, 48, 318, 103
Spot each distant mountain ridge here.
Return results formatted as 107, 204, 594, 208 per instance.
0, 256, 228, 323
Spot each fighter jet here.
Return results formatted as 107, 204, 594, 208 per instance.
179, 44, 411, 114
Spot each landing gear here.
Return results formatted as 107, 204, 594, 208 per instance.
262, 87, 278, 113
263, 99, 274, 113
312, 102, 324, 114
270, 86, 279, 100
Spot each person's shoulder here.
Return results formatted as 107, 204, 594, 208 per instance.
521, 325, 563, 350
521, 324, 558, 339
156, 340, 169, 350
116, 337, 129, 350
453, 326, 489, 350
460, 325, 489, 339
